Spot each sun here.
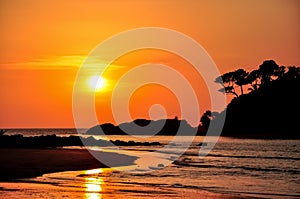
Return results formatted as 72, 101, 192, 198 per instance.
88, 76, 106, 91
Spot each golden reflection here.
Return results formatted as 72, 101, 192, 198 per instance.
84, 169, 105, 199
85, 168, 103, 175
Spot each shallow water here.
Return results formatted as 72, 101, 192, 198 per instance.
0, 132, 299, 198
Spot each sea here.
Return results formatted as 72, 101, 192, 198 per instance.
1, 129, 299, 199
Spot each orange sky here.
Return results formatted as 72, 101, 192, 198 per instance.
0, 0, 299, 128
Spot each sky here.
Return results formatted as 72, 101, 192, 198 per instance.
0, 0, 299, 128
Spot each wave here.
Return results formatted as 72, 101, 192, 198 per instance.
199, 153, 300, 161
173, 161, 300, 174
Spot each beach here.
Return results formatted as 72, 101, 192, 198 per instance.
0, 137, 299, 198
0, 148, 136, 179
0, 147, 247, 199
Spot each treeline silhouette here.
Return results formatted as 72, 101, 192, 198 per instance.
212, 60, 300, 138
87, 60, 300, 139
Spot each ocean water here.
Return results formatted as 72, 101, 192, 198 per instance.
3, 128, 85, 137
1, 129, 299, 198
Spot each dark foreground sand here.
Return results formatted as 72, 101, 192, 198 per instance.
0, 148, 137, 180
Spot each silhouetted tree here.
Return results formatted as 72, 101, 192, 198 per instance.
284, 66, 300, 79
258, 60, 279, 84
215, 68, 248, 97
216, 60, 288, 95
246, 69, 261, 91
233, 69, 249, 95
200, 110, 212, 129
215, 72, 238, 97
274, 66, 286, 79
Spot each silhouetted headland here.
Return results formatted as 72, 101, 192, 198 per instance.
213, 60, 300, 139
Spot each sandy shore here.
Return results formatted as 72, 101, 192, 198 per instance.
0, 148, 137, 180
0, 148, 255, 198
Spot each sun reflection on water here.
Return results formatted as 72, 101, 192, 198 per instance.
84, 169, 105, 199
85, 168, 103, 175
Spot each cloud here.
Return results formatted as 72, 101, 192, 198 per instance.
1, 55, 125, 71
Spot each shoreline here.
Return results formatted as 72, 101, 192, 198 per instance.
0, 148, 137, 180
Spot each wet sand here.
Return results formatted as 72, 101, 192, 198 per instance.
0, 148, 256, 199
0, 148, 137, 180
0, 181, 252, 199
0, 148, 255, 198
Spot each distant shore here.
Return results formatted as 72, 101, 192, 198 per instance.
0, 148, 137, 180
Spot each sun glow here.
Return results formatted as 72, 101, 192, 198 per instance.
88, 76, 106, 92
